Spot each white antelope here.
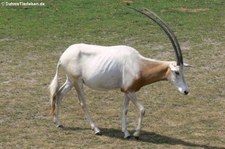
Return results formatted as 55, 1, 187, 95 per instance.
49, 8, 190, 139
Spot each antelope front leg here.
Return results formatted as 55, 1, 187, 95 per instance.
122, 94, 131, 138
127, 92, 145, 139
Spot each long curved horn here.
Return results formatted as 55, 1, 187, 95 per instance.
129, 7, 183, 66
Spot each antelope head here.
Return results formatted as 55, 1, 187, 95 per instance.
130, 7, 190, 95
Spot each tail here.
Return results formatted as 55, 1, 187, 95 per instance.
49, 61, 61, 115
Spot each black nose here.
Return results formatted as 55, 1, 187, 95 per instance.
184, 91, 189, 95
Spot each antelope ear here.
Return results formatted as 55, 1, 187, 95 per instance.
169, 62, 179, 71
184, 63, 193, 67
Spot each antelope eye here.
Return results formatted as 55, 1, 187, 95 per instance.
175, 71, 180, 75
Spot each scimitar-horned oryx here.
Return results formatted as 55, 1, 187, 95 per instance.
49, 8, 191, 139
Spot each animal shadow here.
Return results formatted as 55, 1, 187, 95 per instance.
62, 126, 224, 149
99, 128, 224, 149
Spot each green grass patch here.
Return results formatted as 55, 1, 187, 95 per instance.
1, 0, 225, 148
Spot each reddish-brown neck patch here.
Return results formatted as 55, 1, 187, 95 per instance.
122, 59, 170, 92
140, 59, 170, 83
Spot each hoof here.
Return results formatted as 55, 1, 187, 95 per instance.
95, 131, 102, 136
133, 131, 140, 140
134, 136, 139, 140
123, 131, 131, 139
57, 125, 64, 128
124, 135, 131, 139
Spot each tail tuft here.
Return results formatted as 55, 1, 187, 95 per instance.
49, 62, 61, 115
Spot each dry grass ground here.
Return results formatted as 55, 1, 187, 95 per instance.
1, 0, 225, 148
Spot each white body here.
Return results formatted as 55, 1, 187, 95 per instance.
60, 43, 141, 91
49, 43, 189, 138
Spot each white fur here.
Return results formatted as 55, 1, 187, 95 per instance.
60, 43, 141, 90
168, 62, 189, 94
49, 43, 189, 138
